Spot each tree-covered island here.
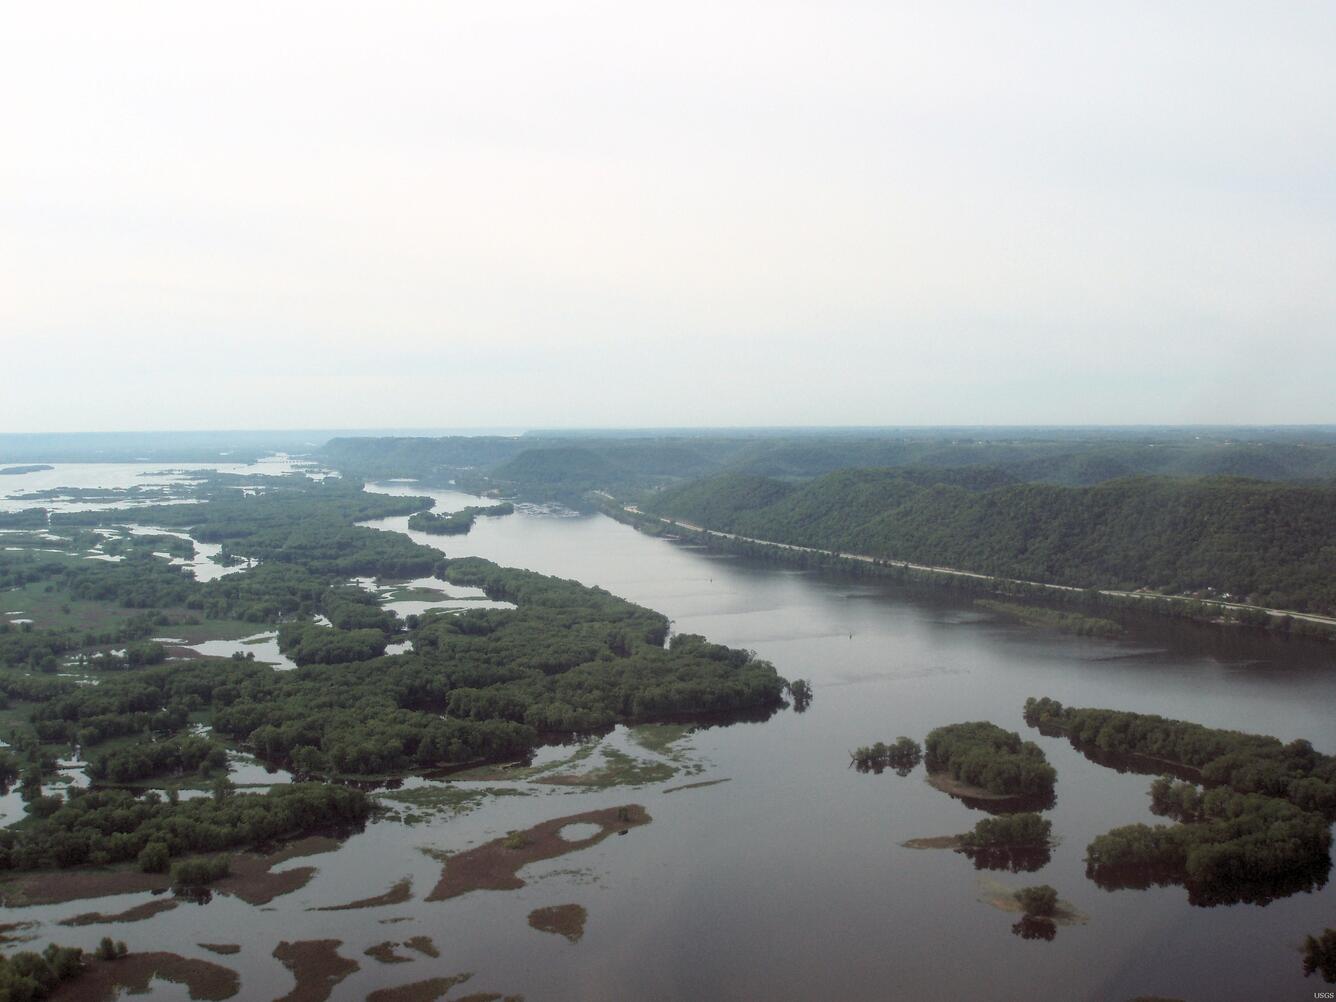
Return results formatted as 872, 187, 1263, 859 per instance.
1024, 698, 1335, 905
924, 722, 1057, 799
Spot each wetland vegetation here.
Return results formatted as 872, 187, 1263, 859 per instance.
0, 471, 783, 895
3, 441, 1335, 1000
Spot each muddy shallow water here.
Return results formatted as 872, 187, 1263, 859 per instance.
7, 472, 1336, 1001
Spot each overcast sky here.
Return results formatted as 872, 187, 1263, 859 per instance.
3, 2, 1334, 432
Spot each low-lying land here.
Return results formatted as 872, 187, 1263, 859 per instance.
272, 939, 358, 1002
48, 951, 241, 1001
425, 805, 650, 901
0, 471, 784, 903
975, 600, 1123, 638
528, 903, 588, 942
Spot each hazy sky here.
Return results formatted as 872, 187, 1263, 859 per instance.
3, 2, 1334, 432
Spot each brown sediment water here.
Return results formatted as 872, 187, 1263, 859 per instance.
424, 805, 650, 901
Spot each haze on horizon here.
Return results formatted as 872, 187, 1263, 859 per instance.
3, 2, 1334, 434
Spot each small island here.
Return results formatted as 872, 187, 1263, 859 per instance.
408, 502, 515, 536
903, 812, 1053, 872
924, 722, 1057, 799
0, 465, 53, 475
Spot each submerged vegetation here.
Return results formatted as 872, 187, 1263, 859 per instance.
787, 678, 812, 711
975, 600, 1123, 638
851, 737, 921, 774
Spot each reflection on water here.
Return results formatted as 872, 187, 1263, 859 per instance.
1013, 916, 1058, 941
961, 844, 1054, 873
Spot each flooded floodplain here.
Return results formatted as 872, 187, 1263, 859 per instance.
3, 466, 1335, 1000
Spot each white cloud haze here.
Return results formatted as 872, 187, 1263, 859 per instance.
3, 1, 1334, 430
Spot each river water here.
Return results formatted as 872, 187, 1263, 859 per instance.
5, 472, 1336, 1001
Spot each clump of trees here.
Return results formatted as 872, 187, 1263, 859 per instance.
851, 737, 921, 774
87, 735, 227, 784
924, 722, 1056, 797
1025, 697, 1336, 814
94, 938, 128, 961
408, 502, 514, 536
1085, 782, 1332, 906
138, 840, 170, 873
961, 813, 1051, 848
171, 855, 231, 889
0, 784, 370, 872
787, 679, 812, 711
0, 751, 19, 792
1014, 884, 1058, 917
276, 623, 388, 666
1303, 928, 1336, 983
0, 943, 86, 999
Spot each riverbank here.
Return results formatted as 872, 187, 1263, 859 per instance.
596, 496, 1336, 642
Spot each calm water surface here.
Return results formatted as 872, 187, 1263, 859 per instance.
8, 476, 1336, 1001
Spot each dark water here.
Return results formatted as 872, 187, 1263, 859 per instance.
16, 486, 1336, 1001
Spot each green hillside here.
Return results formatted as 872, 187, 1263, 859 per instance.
646, 472, 1336, 614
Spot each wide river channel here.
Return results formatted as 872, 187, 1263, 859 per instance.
6, 467, 1336, 1001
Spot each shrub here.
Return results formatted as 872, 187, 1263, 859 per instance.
1015, 884, 1058, 917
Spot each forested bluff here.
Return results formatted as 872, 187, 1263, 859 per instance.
318, 431, 1336, 627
